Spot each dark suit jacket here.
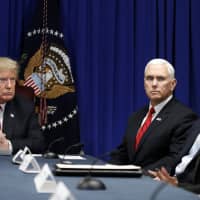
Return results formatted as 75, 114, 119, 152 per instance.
2, 94, 45, 154
110, 98, 198, 174
176, 119, 200, 193
178, 155, 200, 194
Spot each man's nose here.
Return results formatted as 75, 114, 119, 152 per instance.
152, 78, 158, 86
5, 79, 12, 88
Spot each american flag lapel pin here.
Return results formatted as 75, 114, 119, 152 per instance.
156, 117, 162, 121
10, 113, 15, 118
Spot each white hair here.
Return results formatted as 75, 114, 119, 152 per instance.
145, 58, 175, 79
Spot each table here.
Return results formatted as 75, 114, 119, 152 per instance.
1, 155, 199, 200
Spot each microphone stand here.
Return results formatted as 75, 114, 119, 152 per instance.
43, 137, 64, 159
60, 142, 84, 164
77, 152, 112, 190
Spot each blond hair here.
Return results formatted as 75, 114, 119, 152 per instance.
0, 57, 19, 76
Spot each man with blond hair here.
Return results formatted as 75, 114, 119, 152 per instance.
0, 57, 45, 155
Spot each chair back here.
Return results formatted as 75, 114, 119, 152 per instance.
15, 84, 35, 101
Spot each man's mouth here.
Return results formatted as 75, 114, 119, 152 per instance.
3, 92, 13, 96
151, 91, 159, 94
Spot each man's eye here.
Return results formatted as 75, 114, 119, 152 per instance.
0, 78, 16, 83
146, 77, 153, 81
157, 77, 165, 81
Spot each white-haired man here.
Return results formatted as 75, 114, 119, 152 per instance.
110, 58, 198, 174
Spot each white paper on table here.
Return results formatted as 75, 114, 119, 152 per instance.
56, 163, 141, 170
58, 155, 86, 160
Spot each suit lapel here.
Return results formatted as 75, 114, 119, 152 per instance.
135, 110, 169, 152
3, 101, 16, 138
129, 107, 148, 157
134, 98, 177, 153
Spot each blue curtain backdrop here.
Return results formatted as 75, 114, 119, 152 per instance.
0, 0, 200, 156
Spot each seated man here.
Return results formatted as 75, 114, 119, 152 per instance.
110, 58, 198, 174
0, 57, 45, 155
148, 118, 200, 194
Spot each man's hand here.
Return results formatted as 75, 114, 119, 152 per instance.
0, 131, 9, 151
148, 167, 179, 186
0, 131, 6, 143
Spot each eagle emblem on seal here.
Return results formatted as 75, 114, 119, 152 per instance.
24, 43, 75, 99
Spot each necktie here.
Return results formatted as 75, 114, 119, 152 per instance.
135, 107, 155, 150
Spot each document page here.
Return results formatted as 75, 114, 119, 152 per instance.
56, 163, 141, 170
58, 155, 86, 160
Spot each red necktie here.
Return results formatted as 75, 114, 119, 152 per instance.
135, 107, 155, 150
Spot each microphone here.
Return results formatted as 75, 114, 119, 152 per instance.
60, 142, 84, 163
77, 151, 113, 190
43, 137, 64, 159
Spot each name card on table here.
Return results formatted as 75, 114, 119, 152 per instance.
49, 182, 76, 200
12, 146, 32, 164
19, 154, 40, 173
34, 163, 56, 193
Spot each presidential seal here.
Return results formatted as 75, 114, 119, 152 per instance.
24, 42, 75, 99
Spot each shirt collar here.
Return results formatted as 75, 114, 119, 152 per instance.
149, 95, 173, 114
0, 103, 6, 112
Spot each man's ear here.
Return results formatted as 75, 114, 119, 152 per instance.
171, 79, 177, 91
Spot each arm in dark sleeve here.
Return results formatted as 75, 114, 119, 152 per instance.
178, 182, 200, 194
144, 113, 198, 174
11, 101, 45, 154
109, 142, 130, 165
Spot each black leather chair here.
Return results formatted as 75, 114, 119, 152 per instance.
15, 83, 35, 101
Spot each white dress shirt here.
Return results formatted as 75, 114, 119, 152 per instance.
140, 95, 173, 126
175, 133, 200, 175
0, 103, 13, 155
0, 104, 5, 129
